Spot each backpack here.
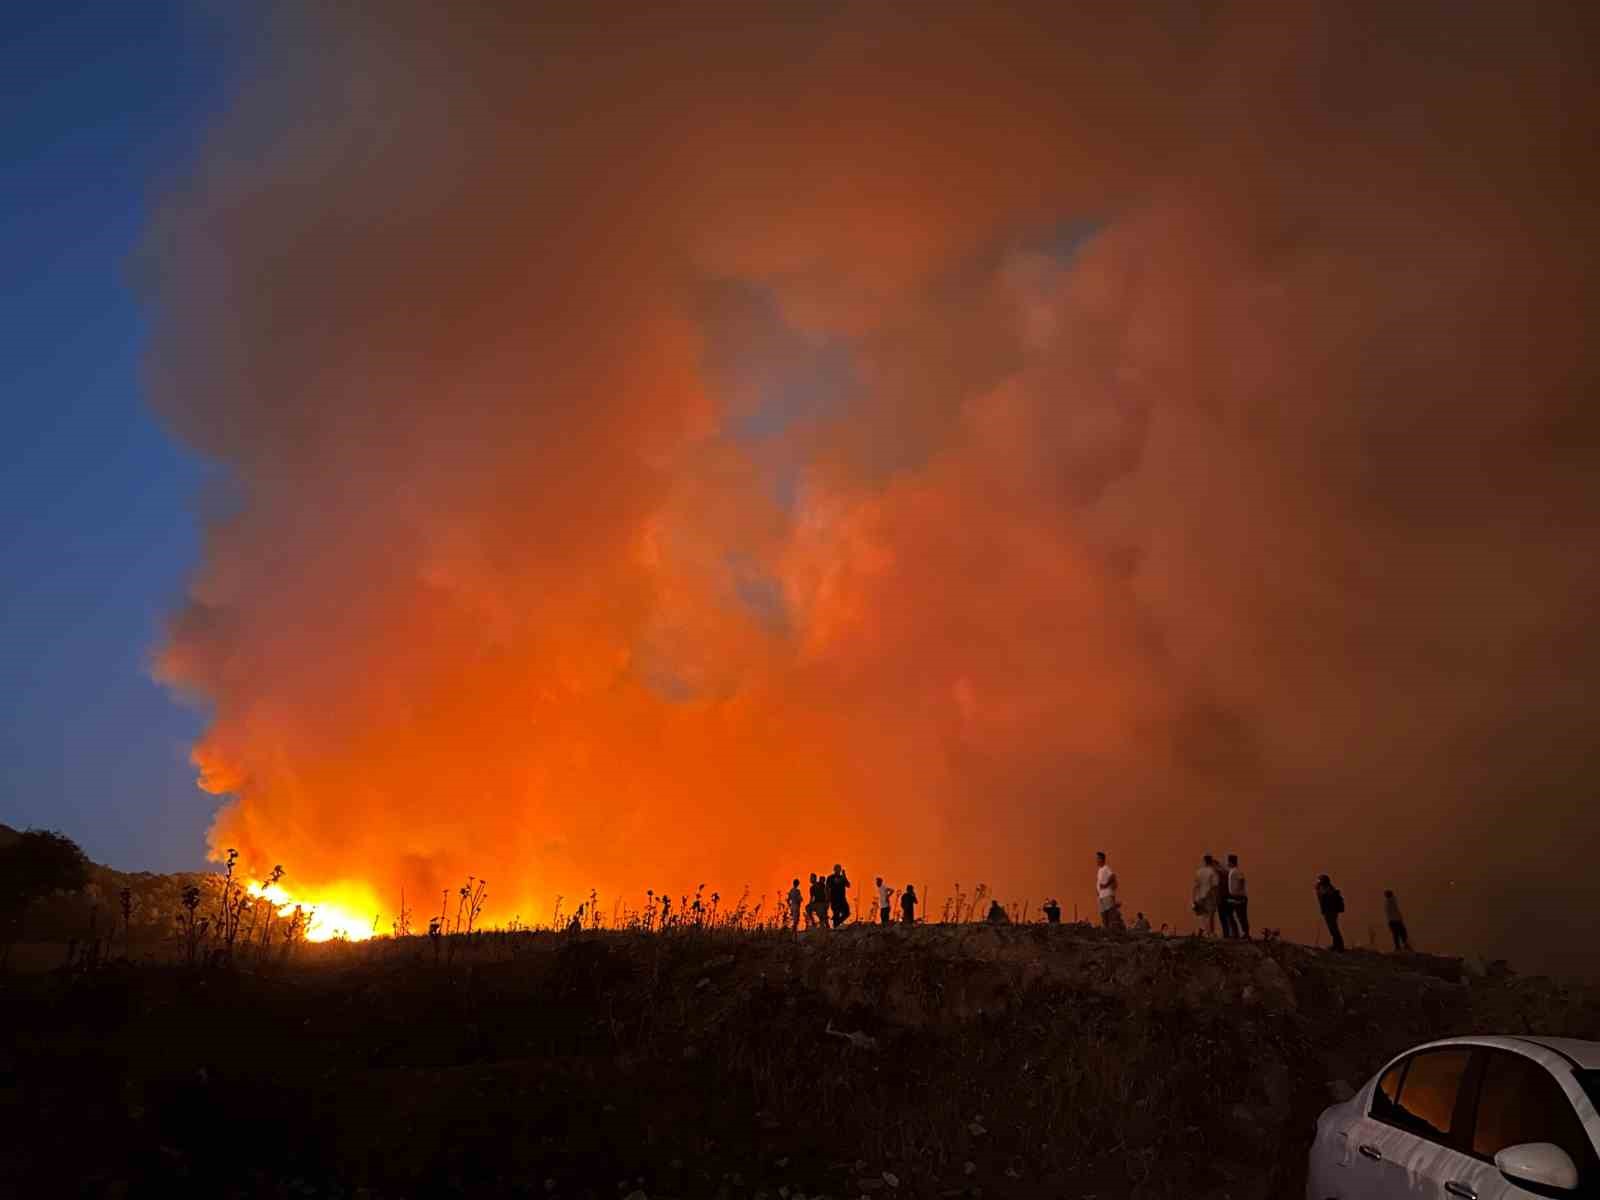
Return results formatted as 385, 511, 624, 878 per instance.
1329, 887, 1345, 914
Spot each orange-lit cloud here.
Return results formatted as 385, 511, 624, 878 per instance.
146, 1, 1600, 968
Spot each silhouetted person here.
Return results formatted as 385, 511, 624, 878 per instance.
1384, 889, 1410, 951
900, 883, 917, 924
807, 872, 826, 929
827, 863, 851, 927
567, 905, 583, 934
1042, 898, 1061, 925
1095, 851, 1123, 930
1193, 854, 1220, 936
875, 876, 892, 926
1315, 875, 1345, 950
1226, 853, 1249, 939
787, 878, 803, 931
1132, 911, 1151, 933
986, 899, 1010, 924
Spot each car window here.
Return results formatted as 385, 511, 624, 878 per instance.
1471, 1050, 1594, 1178
1371, 1060, 1406, 1121
1389, 1048, 1472, 1142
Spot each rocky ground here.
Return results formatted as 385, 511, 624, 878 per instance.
3, 922, 1597, 1198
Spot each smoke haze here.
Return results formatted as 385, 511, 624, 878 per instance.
146, 1, 1600, 966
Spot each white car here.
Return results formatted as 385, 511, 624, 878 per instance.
1307, 1035, 1600, 1198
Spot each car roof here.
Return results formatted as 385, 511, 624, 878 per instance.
1509, 1036, 1600, 1069
1399, 1035, 1600, 1070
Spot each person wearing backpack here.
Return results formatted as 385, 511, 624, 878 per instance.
1315, 874, 1346, 951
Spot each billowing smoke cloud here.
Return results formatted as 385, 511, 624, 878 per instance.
146, 1, 1600, 966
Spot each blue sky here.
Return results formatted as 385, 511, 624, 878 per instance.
0, 2, 244, 870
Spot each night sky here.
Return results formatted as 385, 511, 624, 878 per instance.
1, 2, 243, 870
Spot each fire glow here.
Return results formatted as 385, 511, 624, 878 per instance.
247, 880, 379, 943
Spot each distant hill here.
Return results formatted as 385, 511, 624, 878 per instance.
0, 822, 217, 945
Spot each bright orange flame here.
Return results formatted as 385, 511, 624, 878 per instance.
248, 880, 381, 943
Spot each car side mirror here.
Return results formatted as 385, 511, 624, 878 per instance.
1494, 1142, 1579, 1191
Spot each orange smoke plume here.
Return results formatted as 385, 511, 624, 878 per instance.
146, 2, 1600, 969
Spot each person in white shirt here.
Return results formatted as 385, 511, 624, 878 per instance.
1193, 854, 1219, 936
1095, 851, 1124, 931
1226, 853, 1249, 939
875, 877, 893, 926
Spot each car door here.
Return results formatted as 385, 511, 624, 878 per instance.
1443, 1046, 1600, 1199
1342, 1045, 1477, 1198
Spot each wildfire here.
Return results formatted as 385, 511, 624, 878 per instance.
247, 880, 380, 943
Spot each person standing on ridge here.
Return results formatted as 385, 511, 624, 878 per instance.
1384, 889, 1410, 951
786, 878, 803, 931
875, 876, 892, 926
1095, 851, 1123, 931
1213, 853, 1238, 938
900, 883, 917, 925
1315, 874, 1345, 950
1042, 897, 1062, 924
1193, 854, 1220, 936
1226, 853, 1249, 939
806, 872, 826, 929
827, 863, 851, 928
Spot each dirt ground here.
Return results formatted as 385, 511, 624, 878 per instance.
4, 924, 1596, 1198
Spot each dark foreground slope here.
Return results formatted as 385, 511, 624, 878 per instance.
4, 925, 1597, 1199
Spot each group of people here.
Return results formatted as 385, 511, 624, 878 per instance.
777, 853, 1415, 954
1043, 850, 1157, 936
1190, 852, 1250, 938
1063, 851, 1414, 954
1313, 875, 1412, 953
785, 867, 919, 930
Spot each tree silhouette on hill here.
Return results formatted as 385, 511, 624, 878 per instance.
0, 828, 90, 955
